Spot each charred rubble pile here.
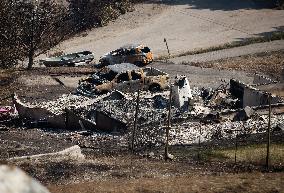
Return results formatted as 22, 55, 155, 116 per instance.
4, 74, 284, 152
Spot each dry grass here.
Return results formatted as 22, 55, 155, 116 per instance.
189, 50, 284, 80
200, 143, 284, 167
48, 172, 284, 193
46, 143, 284, 193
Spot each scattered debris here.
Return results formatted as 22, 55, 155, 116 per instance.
253, 74, 277, 85
234, 106, 255, 121
13, 94, 96, 130
4, 68, 283, 151
274, 123, 284, 132
0, 106, 16, 123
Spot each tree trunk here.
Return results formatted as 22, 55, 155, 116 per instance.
27, 49, 34, 70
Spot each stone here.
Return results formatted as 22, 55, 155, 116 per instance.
0, 165, 50, 193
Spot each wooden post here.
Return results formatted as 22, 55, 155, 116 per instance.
198, 126, 201, 161
131, 89, 140, 153
164, 38, 171, 59
266, 94, 272, 169
234, 130, 238, 164
165, 85, 172, 160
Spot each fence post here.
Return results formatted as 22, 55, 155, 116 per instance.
266, 93, 272, 169
131, 89, 140, 153
234, 129, 238, 164
165, 84, 172, 161
197, 125, 202, 161
164, 38, 171, 60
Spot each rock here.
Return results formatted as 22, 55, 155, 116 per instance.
0, 165, 50, 193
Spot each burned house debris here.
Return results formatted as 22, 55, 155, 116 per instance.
172, 75, 193, 111
1, 51, 282, 153
99, 44, 153, 67
230, 79, 282, 108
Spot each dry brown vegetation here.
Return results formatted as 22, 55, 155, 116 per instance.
189, 50, 284, 80
48, 172, 284, 193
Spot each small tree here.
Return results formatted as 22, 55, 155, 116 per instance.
0, 0, 68, 69
0, 1, 25, 68
18, 0, 68, 69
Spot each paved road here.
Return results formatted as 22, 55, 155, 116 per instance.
169, 40, 284, 64
150, 62, 254, 89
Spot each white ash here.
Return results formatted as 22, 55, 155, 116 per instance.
30, 94, 98, 115
168, 114, 284, 145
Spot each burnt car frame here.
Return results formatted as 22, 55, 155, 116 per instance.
40, 51, 94, 67
77, 63, 169, 96
99, 44, 153, 67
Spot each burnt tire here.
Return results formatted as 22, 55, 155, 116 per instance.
149, 84, 161, 92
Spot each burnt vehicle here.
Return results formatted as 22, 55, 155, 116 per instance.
77, 63, 169, 96
40, 51, 94, 67
98, 44, 153, 67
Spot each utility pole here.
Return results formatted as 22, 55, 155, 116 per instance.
165, 85, 172, 160
266, 93, 272, 169
131, 89, 140, 153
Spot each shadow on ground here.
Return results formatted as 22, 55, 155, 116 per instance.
234, 26, 284, 42
147, 0, 278, 10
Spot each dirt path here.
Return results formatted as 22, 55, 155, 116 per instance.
44, 0, 284, 62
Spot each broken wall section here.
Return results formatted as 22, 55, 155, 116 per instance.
230, 79, 282, 108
